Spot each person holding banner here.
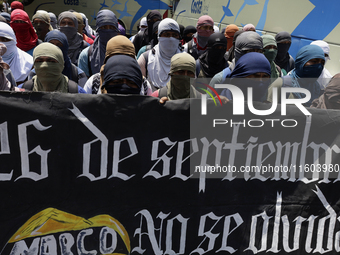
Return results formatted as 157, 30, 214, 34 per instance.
151, 52, 201, 99
219, 52, 271, 102
208, 31, 262, 93
101, 54, 143, 95
83, 35, 151, 95
20, 43, 85, 93
28, 30, 88, 88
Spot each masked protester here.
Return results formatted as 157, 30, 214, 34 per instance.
0, 22, 33, 84
10, 9, 39, 56
183, 15, 214, 60
130, 17, 147, 43
261, 34, 281, 79
133, 10, 162, 55
78, 9, 120, 77
268, 44, 325, 106
197, 33, 228, 78
136, 20, 160, 59
20, 42, 85, 93
80, 13, 96, 39
226, 30, 244, 62
73, 12, 93, 45
181, 25, 196, 45
48, 12, 57, 29
220, 52, 271, 102
310, 40, 332, 90
58, 11, 88, 66
28, 30, 88, 88
224, 24, 238, 51
101, 54, 143, 95
151, 52, 201, 99
32, 11, 53, 41
138, 18, 182, 90
274, 31, 295, 75
83, 35, 148, 95
209, 31, 263, 93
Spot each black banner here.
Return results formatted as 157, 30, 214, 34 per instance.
0, 91, 340, 254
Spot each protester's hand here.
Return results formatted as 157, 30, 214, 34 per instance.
159, 97, 169, 104
218, 95, 229, 104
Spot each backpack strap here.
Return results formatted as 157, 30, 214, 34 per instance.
67, 80, 79, 93
21, 78, 78, 93
143, 48, 155, 78
21, 79, 34, 91
195, 59, 201, 77
71, 64, 79, 83
187, 39, 199, 60
88, 44, 93, 76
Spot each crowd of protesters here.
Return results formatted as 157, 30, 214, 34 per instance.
0, 1, 338, 109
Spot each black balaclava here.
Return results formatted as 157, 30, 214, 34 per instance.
199, 33, 228, 77
146, 10, 161, 42
183, 25, 197, 43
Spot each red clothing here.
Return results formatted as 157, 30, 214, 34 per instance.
10, 9, 38, 52
83, 34, 94, 45
193, 37, 207, 51
151, 90, 159, 97
10, 1, 24, 11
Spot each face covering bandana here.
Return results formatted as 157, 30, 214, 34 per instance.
277, 43, 290, 58
232, 78, 270, 102
104, 83, 140, 94
34, 23, 48, 38
168, 75, 191, 100
158, 37, 180, 58
11, 23, 29, 33
183, 35, 192, 43
208, 48, 226, 63
35, 62, 63, 90
264, 49, 277, 63
302, 63, 323, 78
2, 41, 16, 60
246, 78, 271, 101
98, 29, 119, 44
196, 34, 210, 48
59, 26, 78, 41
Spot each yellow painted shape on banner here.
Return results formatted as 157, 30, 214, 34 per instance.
8, 208, 130, 252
